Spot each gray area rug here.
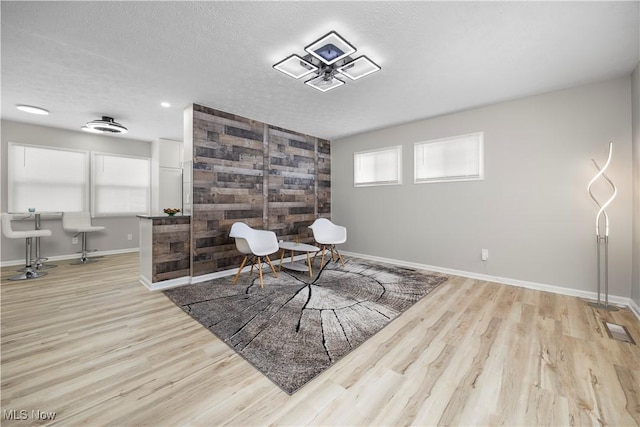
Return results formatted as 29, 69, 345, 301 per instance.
163, 257, 448, 394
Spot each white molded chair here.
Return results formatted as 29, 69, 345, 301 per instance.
62, 212, 105, 264
309, 218, 347, 267
229, 222, 279, 288
1, 213, 52, 280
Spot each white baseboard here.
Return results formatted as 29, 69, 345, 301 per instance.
143, 254, 309, 290
629, 298, 640, 320
342, 251, 640, 321
1, 248, 139, 268
7, 242, 637, 322
141, 275, 191, 291
190, 268, 238, 284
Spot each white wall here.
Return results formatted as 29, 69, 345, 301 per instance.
333, 77, 633, 299
1, 120, 151, 263
632, 63, 640, 306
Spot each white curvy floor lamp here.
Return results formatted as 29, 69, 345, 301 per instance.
586, 142, 618, 311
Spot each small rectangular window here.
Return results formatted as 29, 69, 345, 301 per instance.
354, 145, 402, 187
414, 132, 484, 183
92, 153, 150, 216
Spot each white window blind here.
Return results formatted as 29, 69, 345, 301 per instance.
354, 145, 402, 187
414, 132, 484, 183
92, 153, 150, 216
8, 143, 88, 212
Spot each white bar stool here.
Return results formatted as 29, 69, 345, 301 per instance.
62, 212, 105, 264
1, 213, 52, 280
33, 213, 57, 270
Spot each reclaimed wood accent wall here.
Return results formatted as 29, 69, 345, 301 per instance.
191, 104, 331, 277
268, 126, 316, 243
151, 217, 191, 282
317, 139, 332, 219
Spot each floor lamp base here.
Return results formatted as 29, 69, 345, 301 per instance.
587, 302, 620, 311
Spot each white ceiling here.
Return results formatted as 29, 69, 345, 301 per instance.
2, 1, 639, 143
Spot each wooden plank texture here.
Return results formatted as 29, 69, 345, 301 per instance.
2, 255, 639, 426
191, 105, 331, 276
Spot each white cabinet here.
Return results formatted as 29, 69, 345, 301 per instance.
159, 168, 182, 209
159, 139, 183, 168
152, 139, 184, 214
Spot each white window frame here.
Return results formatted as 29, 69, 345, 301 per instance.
7, 142, 90, 213
354, 145, 402, 187
414, 132, 484, 184
91, 152, 151, 217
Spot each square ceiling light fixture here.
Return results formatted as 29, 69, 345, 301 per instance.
273, 31, 381, 92
337, 56, 381, 80
304, 75, 345, 93
273, 55, 318, 79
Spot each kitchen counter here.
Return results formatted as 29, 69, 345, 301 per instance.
138, 215, 191, 290
136, 214, 190, 220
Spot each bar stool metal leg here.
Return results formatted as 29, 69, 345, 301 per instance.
34, 235, 57, 270
17, 214, 57, 272
34, 214, 56, 270
8, 237, 48, 281
70, 232, 100, 265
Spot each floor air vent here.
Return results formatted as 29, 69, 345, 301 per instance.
603, 321, 636, 344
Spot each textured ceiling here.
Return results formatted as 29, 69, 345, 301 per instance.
2, 1, 639, 143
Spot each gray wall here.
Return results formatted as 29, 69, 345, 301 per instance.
333, 77, 633, 299
632, 63, 640, 306
1, 120, 151, 263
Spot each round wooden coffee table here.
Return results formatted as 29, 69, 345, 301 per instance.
278, 241, 320, 277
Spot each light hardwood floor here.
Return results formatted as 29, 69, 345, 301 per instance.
1, 253, 639, 426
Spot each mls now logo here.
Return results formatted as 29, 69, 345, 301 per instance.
3, 410, 28, 420
31, 410, 57, 420
3, 409, 56, 421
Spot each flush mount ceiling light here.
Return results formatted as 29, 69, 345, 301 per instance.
80, 125, 103, 134
304, 75, 345, 92
82, 116, 128, 134
16, 105, 49, 115
273, 31, 380, 92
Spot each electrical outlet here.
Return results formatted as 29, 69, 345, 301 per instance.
481, 249, 489, 261
72, 237, 79, 245
127, 234, 133, 241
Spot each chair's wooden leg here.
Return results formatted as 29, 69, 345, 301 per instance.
336, 248, 345, 267
330, 245, 336, 261
306, 251, 313, 277
279, 249, 285, 272
250, 257, 255, 276
257, 257, 264, 288
266, 255, 278, 278
232, 256, 248, 284
320, 246, 326, 267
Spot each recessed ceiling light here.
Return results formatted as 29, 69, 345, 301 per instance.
16, 105, 49, 115
161, 102, 171, 108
